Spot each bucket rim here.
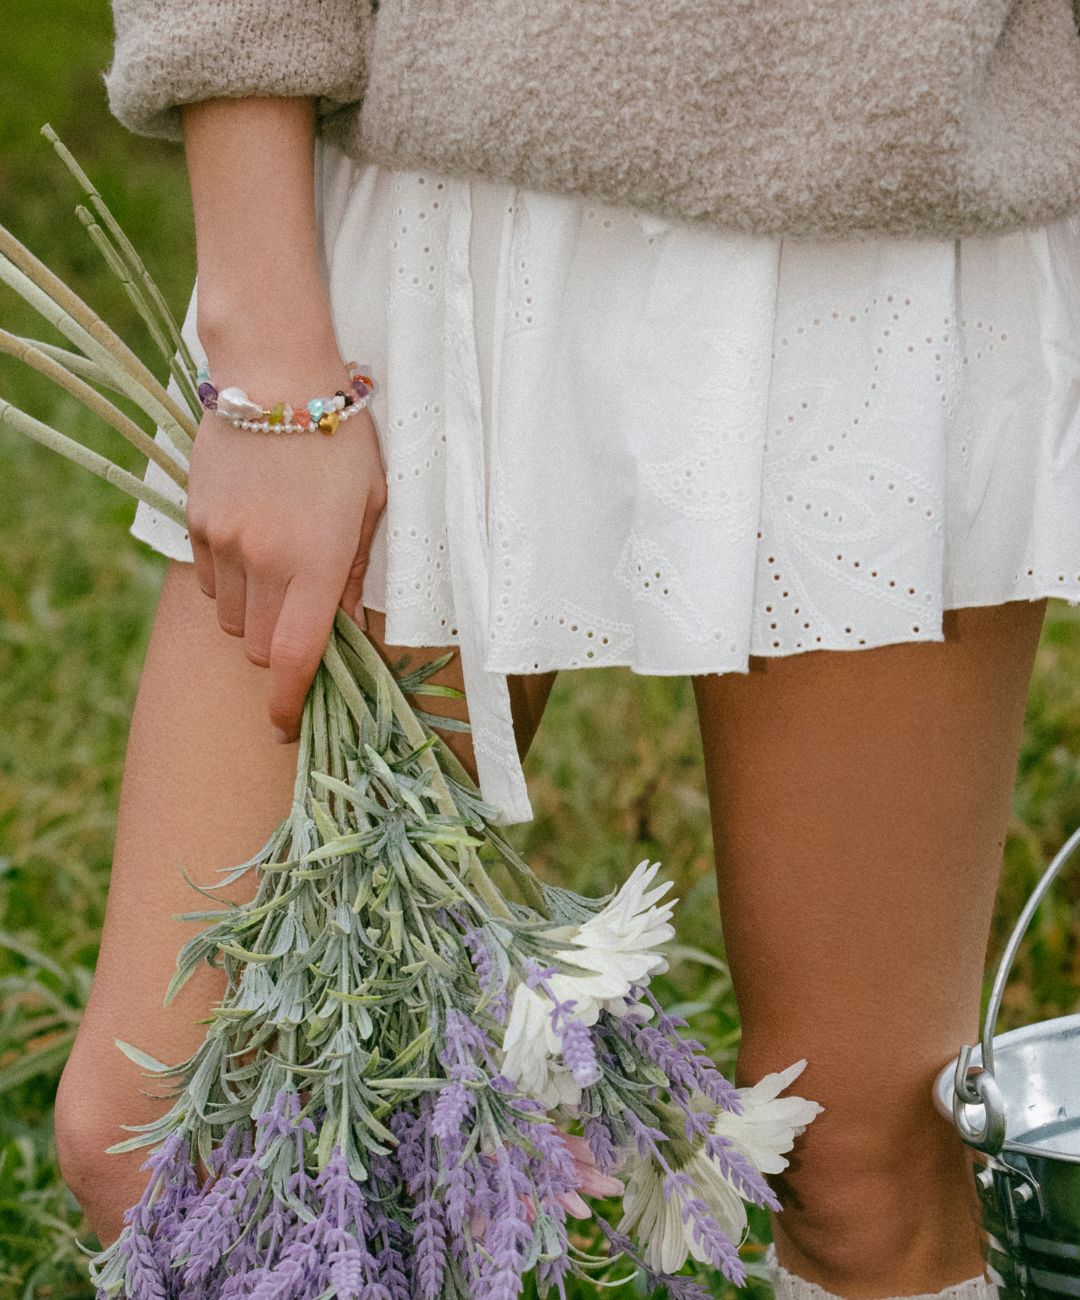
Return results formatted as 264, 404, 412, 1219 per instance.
933, 1011, 1080, 1163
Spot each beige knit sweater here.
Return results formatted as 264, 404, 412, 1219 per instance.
104, 0, 1080, 240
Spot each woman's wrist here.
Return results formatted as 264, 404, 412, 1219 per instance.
197, 285, 338, 352
198, 359, 373, 434
196, 307, 348, 394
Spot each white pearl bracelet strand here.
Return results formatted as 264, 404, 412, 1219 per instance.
229, 393, 371, 434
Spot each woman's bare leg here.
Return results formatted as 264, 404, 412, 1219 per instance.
692, 598, 1047, 1295
53, 560, 557, 1245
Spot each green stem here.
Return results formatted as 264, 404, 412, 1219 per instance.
332, 611, 457, 814
41, 124, 201, 401
0, 239, 195, 458
0, 397, 188, 528
77, 209, 202, 419
327, 615, 516, 923
0, 327, 189, 490
290, 694, 315, 819
311, 664, 330, 782
9, 335, 114, 389
320, 634, 380, 741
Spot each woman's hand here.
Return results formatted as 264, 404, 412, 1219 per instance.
177, 96, 382, 742
185, 339, 387, 744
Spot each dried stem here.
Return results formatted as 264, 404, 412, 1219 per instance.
0, 327, 188, 489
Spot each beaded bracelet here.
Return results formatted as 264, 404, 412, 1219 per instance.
196, 360, 376, 434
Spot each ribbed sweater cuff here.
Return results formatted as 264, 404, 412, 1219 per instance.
103, 0, 372, 143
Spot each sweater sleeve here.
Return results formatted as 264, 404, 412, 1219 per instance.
102, 0, 373, 144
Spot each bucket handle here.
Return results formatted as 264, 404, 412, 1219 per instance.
952, 820, 1080, 1154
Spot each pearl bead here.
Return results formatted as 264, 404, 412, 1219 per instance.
217, 387, 264, 420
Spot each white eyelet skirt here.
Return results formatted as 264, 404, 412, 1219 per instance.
131, 135, 1080, 826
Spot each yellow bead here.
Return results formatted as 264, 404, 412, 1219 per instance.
268, 401, 286, 426
317, 410, 340, 435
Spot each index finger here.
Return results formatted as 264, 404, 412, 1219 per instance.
267, 573, 339, 741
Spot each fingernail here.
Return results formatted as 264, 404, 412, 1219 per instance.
354, 600, 367, 632
272, 726, 290, 744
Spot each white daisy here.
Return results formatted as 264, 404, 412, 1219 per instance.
500, 984, 585, 1107
500, 860, 676, 1100
617, 1146, 747, 1274
553, 858, 678, 1010
712, 1058, 824, 1174
616, 1059, 823, 1274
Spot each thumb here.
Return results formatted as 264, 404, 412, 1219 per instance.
339, 544, 370, 632
340, 494, 385, 632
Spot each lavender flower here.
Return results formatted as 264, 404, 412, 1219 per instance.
6, 149, 825, 1299
583, 1115, 620, 1175
559, 1017, 601, 1088
478, 1150, 535, 1300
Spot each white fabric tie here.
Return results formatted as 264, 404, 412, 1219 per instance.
440, 179, 534, 826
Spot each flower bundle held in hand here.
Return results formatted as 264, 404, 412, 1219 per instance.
0, 129, 823, 1299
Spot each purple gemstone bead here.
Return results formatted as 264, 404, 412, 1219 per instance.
197, 381, 218, 410
351, 377, 370, 398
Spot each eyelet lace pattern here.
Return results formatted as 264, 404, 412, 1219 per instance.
764, 1243, 997, 1300
130, 137, 1080, 822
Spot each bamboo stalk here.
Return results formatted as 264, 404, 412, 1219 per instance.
40, 123, 201, 391
0, 233, 195, 459
0, 397, 189, 530
0, 250, 195, 461
0, 328, 189, 490
10, 336, 113, 389
77, 209, 202, 420
78, 212, 171, 364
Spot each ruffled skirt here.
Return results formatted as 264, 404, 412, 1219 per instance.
131, 136, 1080, 824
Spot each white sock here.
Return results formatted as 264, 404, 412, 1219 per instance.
764, 1243, 997, 1300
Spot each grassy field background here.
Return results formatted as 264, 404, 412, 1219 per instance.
4, 3, 1080, 1296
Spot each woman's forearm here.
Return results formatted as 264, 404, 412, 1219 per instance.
174, 95, 388, 732
181, 95, 341, 374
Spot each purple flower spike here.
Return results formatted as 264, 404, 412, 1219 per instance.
432, 1079, 474, 1140
704, 1132, 781, 1210
584, 1115, 620, 1174
560, 1017, 601, 1086
480, 1151, 534, 1300
328, 1243, 364, 1299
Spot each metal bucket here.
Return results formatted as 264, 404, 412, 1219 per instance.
933, 822, 1080, 1296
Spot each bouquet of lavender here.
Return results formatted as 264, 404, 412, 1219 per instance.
0, 127, 822, 1300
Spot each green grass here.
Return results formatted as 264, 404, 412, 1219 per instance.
3, 4, 1080, 1297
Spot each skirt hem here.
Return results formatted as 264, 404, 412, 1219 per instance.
131, 526, 1075, 678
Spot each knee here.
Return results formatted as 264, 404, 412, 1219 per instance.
770, 1152, 939, 1284
735, 1042, 980, 1286
54, 1051, 132, 1237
